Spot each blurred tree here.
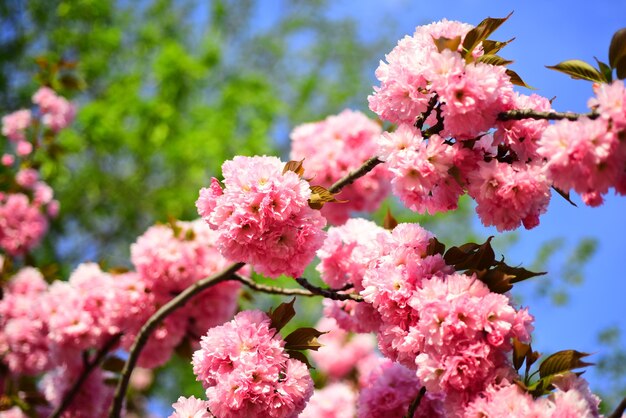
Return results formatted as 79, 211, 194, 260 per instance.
1, 0, 429, 266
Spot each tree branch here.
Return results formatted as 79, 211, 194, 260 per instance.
328, 156, 383, 194
608, 396, 626, 418
294, 277, 363, 301
108, 262, 245, 418
423, 104, 444, 138
497, 109, 599, 122
414, 94, 438, 130
404, 386, 427, 418
49, 333, 122, 418
233, 274, 316, 297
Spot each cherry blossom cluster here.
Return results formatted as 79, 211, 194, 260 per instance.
366, 19, 626, 231
316, 218, 389, 332
190, 310, 314, 418
0, 220, 242, 416
290, 109, 390, 224
316, 219, 539, 414
0, 266, 122, 416
196, 155, 327, 278
1, 88, 71, 256
128, 219, 242, 367
464, 373, 602, 417
2, 87, 75, 158
538, 80, 626, 207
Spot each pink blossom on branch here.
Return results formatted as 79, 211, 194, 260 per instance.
0, 193, 49, 256
290, 109, 390, 224
196, 155, 326, 278
192, 310, 313, 418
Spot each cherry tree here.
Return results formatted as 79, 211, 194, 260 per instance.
1, 14, 626, 418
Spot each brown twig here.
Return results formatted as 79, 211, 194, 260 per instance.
233, 274, 316, 297
108, 262, 245, 418
294, 277, 363, 301
49, 333, 122, 418
497, 109, 599, 122
414, 94, 439, 130
328, 156, 383, 194
404, 386, 427, 418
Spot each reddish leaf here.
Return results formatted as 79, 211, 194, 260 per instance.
283, 159, 306, 177
383, 208, 398, 230
284, 327, 325, 351
267, 298, 296, 332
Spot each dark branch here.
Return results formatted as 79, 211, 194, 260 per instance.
422, 104, 444, 138
50, 333, 122, 418
108, 262, 246, 418
233, 274, 317, 297
414, 94, 439, 130
294, 277, 363, 301
328, 156, 383, 194
608, 396, 626, 418
497, 109, 599, 122
404, 386, 427, 418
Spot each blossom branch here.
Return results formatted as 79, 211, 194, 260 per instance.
423, 104, 444, 138
233, 274, 317, 297
497, 109, 599, 122
108, 262, 246, 418
294, 277, 363, 301
328, 156, 383, 194
608, 396, 626, 418
49, 333, 122, 418
404, 386, 427, 418
414, 94, 439, 130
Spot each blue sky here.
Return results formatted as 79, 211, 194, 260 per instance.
320, 0, 626, 394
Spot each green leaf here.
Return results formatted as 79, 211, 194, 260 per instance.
285, 350, 314, 369
101, 356, 126, 373
608, 28, 626, 69
432, 35, 462, 53
506, 69, 533, 88
444, 237, 495, 271
595, 57, 613, 83
462, 12, 513, 61
482, 38, 515, 55
546, 60, 607, 83
267, 298, 296, 332
284, 327, 325, 351
477, 55, 513, 66
538, 350, 594, 379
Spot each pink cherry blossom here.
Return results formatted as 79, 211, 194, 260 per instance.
196, 156, 326, 278
169, 396, 213, 418
192, 310, 313, 418
300, 383, 356, 418
1, 109, 31, 142
290, 109, 390, 224
310, 317, 376, 379
0, 193, 48, 255
357, 362, 444, 418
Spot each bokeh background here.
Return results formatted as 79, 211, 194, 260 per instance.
1, 0, 624, 415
